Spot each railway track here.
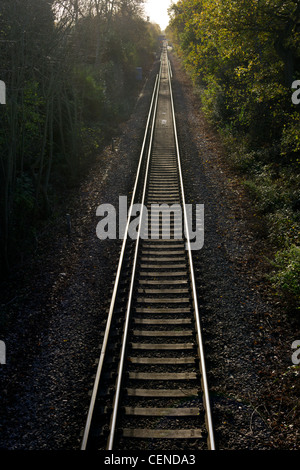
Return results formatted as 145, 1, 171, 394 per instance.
81, 44, 215, 451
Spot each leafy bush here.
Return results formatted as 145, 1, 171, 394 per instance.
281, 112, 300, 163
270, 245, 300, 309
74, 68, 106, 122
167, 0, 300, 314
0, 0, 161, 274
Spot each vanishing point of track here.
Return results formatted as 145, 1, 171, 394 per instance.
81, 44, 215, 451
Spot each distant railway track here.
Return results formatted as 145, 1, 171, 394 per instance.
81, 44, 215, 451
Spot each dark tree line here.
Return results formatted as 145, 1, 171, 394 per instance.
0, 0, 161, 275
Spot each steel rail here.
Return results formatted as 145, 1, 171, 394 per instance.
107, 60, 162, 450
81, 45, 216, 451
80, 73, 159, 451
167, 52, 216, 450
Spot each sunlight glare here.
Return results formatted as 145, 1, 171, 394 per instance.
144, 0, 173, 31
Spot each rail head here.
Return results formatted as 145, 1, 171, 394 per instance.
81, 47, 215, 451
167, 49, 216, 451
107, 60, 163, 451
80, 72, 159, 451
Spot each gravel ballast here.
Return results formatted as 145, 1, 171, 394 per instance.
0, 54, 299, 451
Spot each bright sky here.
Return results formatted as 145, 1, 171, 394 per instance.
144, 0, 173, 31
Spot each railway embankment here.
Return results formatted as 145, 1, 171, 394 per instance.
0, 54, 299, 450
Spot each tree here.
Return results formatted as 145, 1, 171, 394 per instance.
168, 0, 300, 310
0, 0, 160, 275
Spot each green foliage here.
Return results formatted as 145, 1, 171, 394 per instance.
22, 80, 46, 160
270, 245, 300, 309
281, 112, 300, 162
168, 0, 300, 149
0, 0, 161, 274
74, 67, 107, 121
168, 0, 300, 312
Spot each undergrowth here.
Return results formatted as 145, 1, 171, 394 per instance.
222, 131, 300, 314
